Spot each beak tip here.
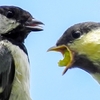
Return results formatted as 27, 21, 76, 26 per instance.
47, 46, 56, 52
62, 72, 66, 75
47, 48, 52, 52
62, 68, 68, 75
42, 23, 45, 25
62, 72, 65, 75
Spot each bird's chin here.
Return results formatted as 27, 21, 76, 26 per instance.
47, 45, 75, 75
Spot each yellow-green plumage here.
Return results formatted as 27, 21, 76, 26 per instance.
68, 29, 100, 83
49, 22, 100, 84
69, 29, 100, 66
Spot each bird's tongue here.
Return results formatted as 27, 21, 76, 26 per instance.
48, 45, 74, 75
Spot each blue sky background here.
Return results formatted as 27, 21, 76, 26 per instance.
1, 0, 100, 100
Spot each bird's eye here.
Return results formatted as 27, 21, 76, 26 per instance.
6, 11, 14, 18
71, 31, 81, 39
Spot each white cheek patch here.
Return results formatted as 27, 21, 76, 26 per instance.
0, 14, 20, 34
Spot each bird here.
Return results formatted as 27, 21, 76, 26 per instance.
0, 6, 43, 100
48, 22, 100, 84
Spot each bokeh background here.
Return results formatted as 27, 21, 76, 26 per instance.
1, 0, 100, 100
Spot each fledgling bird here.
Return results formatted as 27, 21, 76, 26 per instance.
0, 6, 43, 100
48, 22, 100, 84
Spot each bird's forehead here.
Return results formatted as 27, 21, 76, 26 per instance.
64, 22, 100, 34
0, 6, 33, 22
70, 22, 100, 33
56, 24, 82, 45
56, 22, 100, 46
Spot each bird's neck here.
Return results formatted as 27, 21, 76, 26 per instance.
1, 25, 30, 43
2, 32, 26, 43
0, 34, 28, 55
73, 55, 100, 84
91, 73, 100, 84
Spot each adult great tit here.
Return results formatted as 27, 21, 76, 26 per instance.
48, 22, 100, 84
0, 6, 43, 100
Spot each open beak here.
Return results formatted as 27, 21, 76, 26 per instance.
47, 45, 75, 75
25, 18, 44, 31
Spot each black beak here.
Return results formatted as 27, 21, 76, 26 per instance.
25, 18, 44, 31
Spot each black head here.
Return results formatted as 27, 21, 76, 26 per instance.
56, 22, 100, 46
0, 6, 44, 43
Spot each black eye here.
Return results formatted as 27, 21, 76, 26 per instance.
71, 31, 81, 39
6, 11, 14, 18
